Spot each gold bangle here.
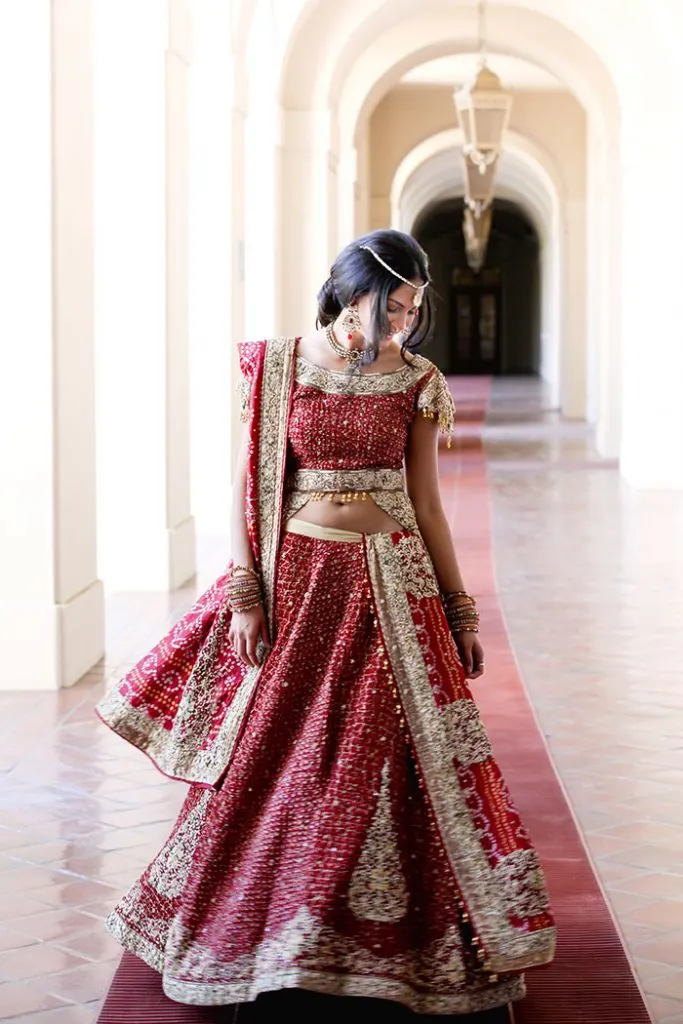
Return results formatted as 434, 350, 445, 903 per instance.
231, 564, 259, 580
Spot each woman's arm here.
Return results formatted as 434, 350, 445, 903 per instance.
230, 426, 256, 569
228, 424, 270, 666
405, 414, 484, 679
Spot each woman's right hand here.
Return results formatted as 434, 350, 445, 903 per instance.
229, 604, 271, 668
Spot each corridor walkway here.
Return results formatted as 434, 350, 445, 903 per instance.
0, 378, 680, 1021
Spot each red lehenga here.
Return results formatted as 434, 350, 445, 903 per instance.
96, 338, 555, 1015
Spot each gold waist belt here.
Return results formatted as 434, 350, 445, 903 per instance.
288, 468, 405, 504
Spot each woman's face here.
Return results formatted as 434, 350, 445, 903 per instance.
356, 280, 423, 341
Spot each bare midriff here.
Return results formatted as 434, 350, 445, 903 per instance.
289, 494, 404, 534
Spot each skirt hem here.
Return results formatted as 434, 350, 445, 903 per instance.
106, 910, 526, 1016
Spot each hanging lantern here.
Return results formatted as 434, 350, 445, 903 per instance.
463, 205, 493, 272
464, 205, 493, 248
454, 62, 514, 172
462, 152, 498, 218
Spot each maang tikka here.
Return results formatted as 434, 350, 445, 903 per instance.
340, 304, 363, 341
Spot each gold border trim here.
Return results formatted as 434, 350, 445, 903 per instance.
364, 533, 556, 974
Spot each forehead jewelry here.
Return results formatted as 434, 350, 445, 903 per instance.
359, 244, 426, 307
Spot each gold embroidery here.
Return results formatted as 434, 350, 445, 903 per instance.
107, 883, 168, 969
441, 699, 493, 768
95, 645, 261, 787
394, 535, 441, 599
417, 369, 456, 437
257, 338, 296, 633
492, 850, 551, 920
236, 373, 251, 423
147, 792, 212, 898
141, 908, 524, 1013
295, 354, 433, 396
371, 491, 420, 534
348, 760, 409, 924
364, 533, 556, 974
288, 468, 405, 495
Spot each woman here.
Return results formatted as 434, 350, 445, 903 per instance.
97, 230, 555, 1016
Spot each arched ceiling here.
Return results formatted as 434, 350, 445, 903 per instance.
333, 6, 620, 151
391, 129, 562, 245
401, 53, 563, 91
278, 0, 633, 118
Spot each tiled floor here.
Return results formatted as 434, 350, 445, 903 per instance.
1, 377, 682, 1021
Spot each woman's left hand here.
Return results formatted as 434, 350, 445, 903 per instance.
454, 632, 485, 680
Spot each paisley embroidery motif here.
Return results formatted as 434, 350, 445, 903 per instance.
440, 699, 493, 768
348, 760, 409, 923
492, 849, 551, 919
147, 791, 213, 898
394, 534, 440, 599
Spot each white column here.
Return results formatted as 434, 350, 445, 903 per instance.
94, 0, 196, 590
277, 110, 335, 335
188, 1, 234, 534
620, 94, 683, 488
561, 195, 588, 418
593, 139, 622, 459
337, 146, 358, 249
0, 1, 104, 689
230, 88, 248, 473
244, 0, 278, 341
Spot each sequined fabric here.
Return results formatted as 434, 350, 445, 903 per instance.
106, 530, 552, 1012
99, 339, 555, 1012
287, 354, 453, 474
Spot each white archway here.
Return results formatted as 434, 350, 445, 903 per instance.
237, 0, 683, 484
272, 3, 617, 434
391, 129, 563, 405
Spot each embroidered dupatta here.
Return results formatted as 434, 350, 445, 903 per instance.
96, 338, 297, 788
96, 337, 556, 973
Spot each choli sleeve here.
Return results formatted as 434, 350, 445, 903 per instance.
236, 341, 261, 423
416, 367, 456, 444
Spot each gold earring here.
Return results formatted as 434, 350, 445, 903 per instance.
340, 305, 363, 340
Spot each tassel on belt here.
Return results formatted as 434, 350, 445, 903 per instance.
288, 467, 405, 504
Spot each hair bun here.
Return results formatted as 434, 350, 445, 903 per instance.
316, 276, 342, 327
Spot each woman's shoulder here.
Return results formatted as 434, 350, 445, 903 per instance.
403, 351, 439, 381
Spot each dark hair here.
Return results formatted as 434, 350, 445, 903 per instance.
316, 229, 434, 361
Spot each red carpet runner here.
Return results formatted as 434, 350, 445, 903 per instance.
99, 377, 651, 1023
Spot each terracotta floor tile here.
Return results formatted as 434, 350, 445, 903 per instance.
0, 859, 24, 875
0, 944, 89, 981
623, 921, 677, 946
586, 833, 643, 859
629, 902, 683, 932
647, 994, 683, 1019
616, 874, 683, 900
0, 981, 67, 1017
7, 910, 98, 943
604, 846, 683, 872
647, 972, 683, 1002
0, 929, 39, 954
634, 933, 683, 967
607, 890, 662, 915
29, 961, 117, 1004
600, 822, 683, 845
1, 1006, 97, 1024
0, 868, 76, 895
0, 895, 56, 921
599, 863, 648, 886
77, 901, 117, 922
55, 927, 122, 962
635, 959, 681, 984
26, 880, 120, 910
